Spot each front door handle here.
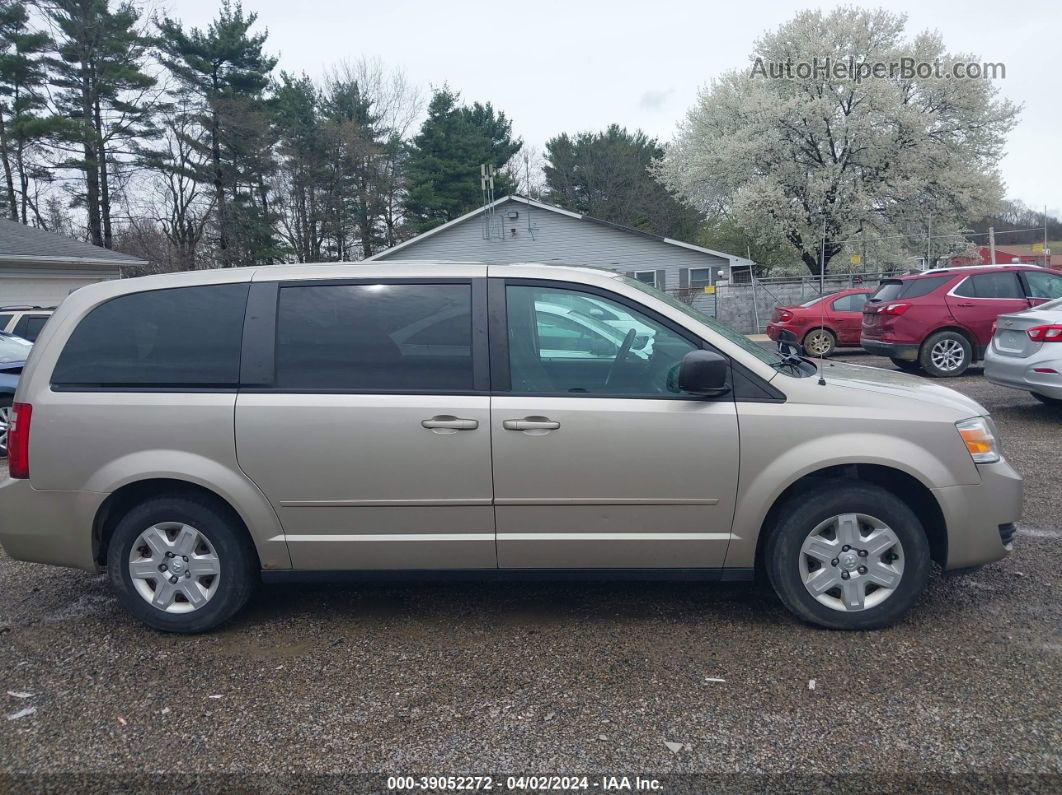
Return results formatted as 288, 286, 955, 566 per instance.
503, 417, 561, 431
421, 415, 479, 433
955, 302, 974, 307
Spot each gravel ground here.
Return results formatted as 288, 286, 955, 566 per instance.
1, 352, 1060, 790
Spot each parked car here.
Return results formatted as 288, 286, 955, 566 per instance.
0, 306, 54, 343
0, 330, 32, 458
539, 291, 657, 349
984, 296, 1062, 405
861, 265, 1062, 377
0, 264, 1022, 633
766, 288, 872, 356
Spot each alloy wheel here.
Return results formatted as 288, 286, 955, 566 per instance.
804, 330, 834, 356
798, 513, 905, 612
0, 403, 9, 456
128, 522, 221, 613
930, 338, 966, 372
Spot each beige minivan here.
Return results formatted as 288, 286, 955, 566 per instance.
0, 263, 1022, 632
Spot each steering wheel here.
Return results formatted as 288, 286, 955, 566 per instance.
604, 328, 638, 388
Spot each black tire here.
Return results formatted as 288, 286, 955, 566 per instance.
890, 357, 921, 373
107, 493, 258, 633
0, 394, 11, 458
1031, 392, 1062, 406
919, 330, 972, 377
765, 481, 931, 630
803, 328, 836, 357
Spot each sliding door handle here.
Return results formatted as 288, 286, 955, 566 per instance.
422, 416, 479, 433
503, 417, 561, 431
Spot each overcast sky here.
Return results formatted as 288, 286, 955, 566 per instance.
170, 0, 1061, 218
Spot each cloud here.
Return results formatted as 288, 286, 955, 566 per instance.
637, 89, 673, 111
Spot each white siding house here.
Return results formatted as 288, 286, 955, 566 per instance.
0, 219, 146, 307
369, 195, 753, 291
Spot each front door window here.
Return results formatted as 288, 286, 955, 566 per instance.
505, 286, 699, 395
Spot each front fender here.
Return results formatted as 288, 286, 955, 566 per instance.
724, 426, 974, 569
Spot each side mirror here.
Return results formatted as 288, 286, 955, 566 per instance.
678, 350, 730, 397
776, 328, 804, 358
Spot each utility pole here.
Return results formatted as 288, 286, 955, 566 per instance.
989, 226, 997, 265
1045, 205, 1050, 268
927, 217, 932, 269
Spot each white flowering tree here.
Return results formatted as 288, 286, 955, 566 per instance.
659, 8, 1019, 275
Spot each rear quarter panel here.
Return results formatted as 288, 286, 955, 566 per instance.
12, 269, 292, 570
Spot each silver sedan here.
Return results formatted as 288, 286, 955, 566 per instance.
984, 296, 1062, 405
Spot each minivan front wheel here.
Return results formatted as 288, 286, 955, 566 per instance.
920, 331, 972, 377
107, 494, 258, 633
766, 482, 930, 630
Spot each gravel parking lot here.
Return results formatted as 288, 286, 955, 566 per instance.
1, 351, 1060, 790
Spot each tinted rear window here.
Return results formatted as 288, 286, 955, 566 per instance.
870, 275, 950, 302
13, 314, 49, 342
275, 283, 473, 391
52, 284, 248, 388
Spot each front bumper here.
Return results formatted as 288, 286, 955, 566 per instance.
984, 347, 1062, 399
0, 478, 105, 572
933, 458, 1023, 570
861, 337, 920, 361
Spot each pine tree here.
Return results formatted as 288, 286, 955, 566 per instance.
47, 0, 158, 248
0, 1, 62, 224
157, 1, 278, 265
544, 125, 700, 240
404, 88, 521, 233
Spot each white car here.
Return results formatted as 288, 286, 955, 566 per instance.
0, 306, 54, 343
984, 296, 1062, 405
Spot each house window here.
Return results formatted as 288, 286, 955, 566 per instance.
633, 270, 657, 287
689, 268, 712, 289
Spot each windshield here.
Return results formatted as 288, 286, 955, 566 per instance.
0, 332, 32, 363
1038, 296, 1062, 311
617, 275, 784, 366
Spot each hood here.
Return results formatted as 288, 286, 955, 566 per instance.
814, 360, 988, 418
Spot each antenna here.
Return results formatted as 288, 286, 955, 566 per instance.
525, 153, 534, 238
480, 164, 496, 240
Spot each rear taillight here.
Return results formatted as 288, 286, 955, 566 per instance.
883, 303, 910, 316
778, 309, 793, 322
8, 402, 31, 479
1027, 324, 1062, 342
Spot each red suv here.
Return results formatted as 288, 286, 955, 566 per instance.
861, 265, 1062, 377
766, 288, 872, 356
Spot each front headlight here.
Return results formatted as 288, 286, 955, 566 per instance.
956, 417, 1000, 464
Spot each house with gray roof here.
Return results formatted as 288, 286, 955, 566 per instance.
0, 219, 146, 308
368, 195, 754, 294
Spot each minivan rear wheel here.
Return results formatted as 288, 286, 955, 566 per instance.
107, 494, 258, 633
920, 331, 972, 377
765, 482, 930, 630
